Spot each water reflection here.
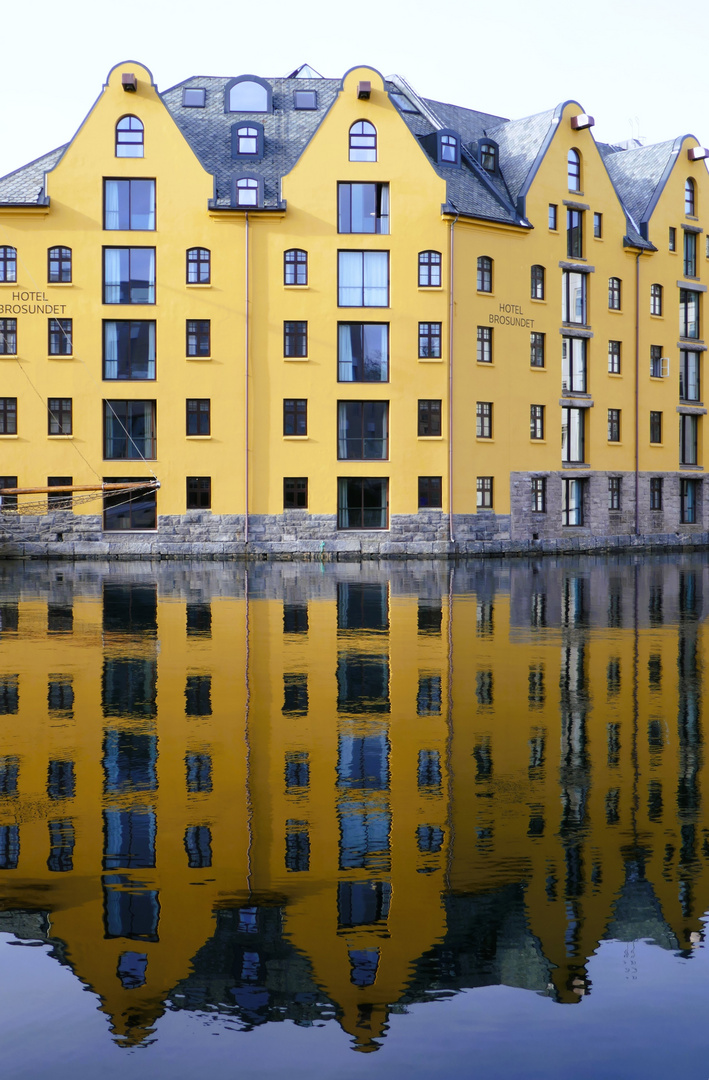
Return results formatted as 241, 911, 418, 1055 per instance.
0, 556, 708, 1055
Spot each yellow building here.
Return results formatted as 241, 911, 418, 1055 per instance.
1, 61, 709, 555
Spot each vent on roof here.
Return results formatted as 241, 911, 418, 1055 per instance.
122, 73, 138, 93
570, 114, 594, 131
688, 147, 709, 161
357, 81, 371, 100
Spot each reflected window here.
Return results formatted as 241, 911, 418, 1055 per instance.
338, 734, 389, 790
417, 675, 441, 716
529, 733, 545, 770
185, 825, 212, 868
102, 658, 157, 717
417, 749, 442, 790
0, 604, 18, 632
476, 670, 493, 705
103, 730, 157, 793
339, 802, 391, 871
285, 750, 309, 790
0, 675, 18, 715
349, 948, 379, 987
528, 666, 545, 707
0, 756, 19, 796
186, 752, 212, 794
417, 600, 442, 635
117, 952, 147, 989
337, 652, 390, 713
47, 604, 73, 634
417, 825, 444, 853
104, 876, 159, 940
47, 759, 75, 800
186, 603, 211, 637
337, 880, 391, 928
103, 584, 157, 635
473, 738, 493, 779
283, 602, 308, 633
607, 723, 620, 767
283, 673, 308, 715
185, 675, 212, 717
337, 582, 388, 631
103, 808, 156, 869
285, 820, 310, 872
0, 825, 19, 869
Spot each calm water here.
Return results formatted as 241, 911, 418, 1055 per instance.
1, 554, 709, 1079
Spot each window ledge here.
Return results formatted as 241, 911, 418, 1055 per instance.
476, 291, 494, 297
186, 435, 212, 440
0, 434, 18, 439
186, 356, 212, 361
48, 283, 74, 288
102, 529, 159, 535
418, 357, 442, 363
649, 442, 664, 448
607, 308, 623, 314
0, 282, 19, 288
529, 298, 547, 304
530, 365, 546, 372
284, 285, 309, 290
0, 355, 18, 360
186, 283, 212, 288
608, 372, 622, 378
418, 286, 443, 291
475, 438, 494, 443
680, 464, 704, 471
48, 355, 74, 360
476, 361, 494, 367
530, 439, 547, 445
418, 435, 444, 440
284, 356, 309, 362
48, 435, 74, 440
283, 435, 309, 440
562, 462, 590, 469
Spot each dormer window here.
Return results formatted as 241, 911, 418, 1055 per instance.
226, 76, 271, 113
116, 116, 144, 158
294, 90, 317, 110
685, 177, 696, 216
234, 177, 260, 207
567, 149, 581, 192
439, 133, 459, 165
479, 141, 497, 172
232, 123, 263, 159
182, 88, 206, 108
349, 121, 377, 162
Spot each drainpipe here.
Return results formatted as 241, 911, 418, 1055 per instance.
448, 211, 459, 545
634, 248, 641, 535
244, 212, 250, 545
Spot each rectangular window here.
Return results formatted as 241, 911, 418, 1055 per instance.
338, 183, 389, 234
608, 476, 621, 510
476, 401, 492, 438
562, 271, 587, 324
650, 284, 663, 315
608, 340, 621, 374
186, 319, 210, 358
680, 413, 698, 465
103, 321, 155, 379
562, 336, 587, 392
0, 319, 17, 355
48, 398, 72, 435
103, 248, 155, 304
567, 208, 583, 258
284, 477, 308, 508
284, 320, 307, 358
562, 478, 584, 526
476, 476, 493, 509
669, 227, 677, 252
477, 326, 492, 363
0, 477, 18, 510
418, 476, 442, 508
679, 349, 701, 401
650, 411, 662, 444
608, 277, 621, 310
337, 401, 388, 459
338, 251, 389, 306
337, 477, 388, 529
608, 408, 621, 442
48, 476, 73, 508
650, 477, 663, 510
103, 400, 156, 459
103, 476, 157, 530
186, 398, 210, 436
650, 344, 664, 378
418, 399, 441, 437
338, 323, 388, 381
283, 398, 307, 436
684, 230, 697, 277
548, 204, 558, 230
186, 476, 211, 509
531, 477, 546, 512
680, 288, 700, 338
530, 331, 545, 367
419, 322, 441, 359
562, 407, 585, 463
681, 478, 698, 523
0, 398, 17, 435
104, 179, 155, 230
530, 404, 544, 440
48, 247, 72, 283
48, 318, 72, 356
593, 212, 602, 238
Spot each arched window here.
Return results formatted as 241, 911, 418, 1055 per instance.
530, 265, 545, 300
477, 256, 492, 293
480, 142, 497, 172
0, 247, 17, 283
440, 133, 459, 165
349, 121, 377, 162
116, 115, 144, 158
284, 249, 308, 285
567, 148, 581, 192
227, 78, 270, 113
685, 177, 696, 215
235, 177, 260, 207
187, 248, 211, 284
608, 277, 621, 310
48, 246, 72, 283
650, 283, 663, 316
419, 250, 441, 287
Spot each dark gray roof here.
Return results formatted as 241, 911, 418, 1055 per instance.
601, 138, 679, 231
487, 107, 558, 208
0, 145, 66, 204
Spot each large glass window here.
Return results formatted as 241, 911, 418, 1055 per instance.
418, 250, 441, 287
228, 79, 269, 112
680, 413, 698, 465
104, 180, 155, 231
349, 121, 377, 162
684, 230, 697, 277
680, 350, 701, 401
338, 251, 388, 306
338, 183, 389, 234
115, 116, 144, 158
48, 246, 71, 283
562, 407, 585, 463
338, 323, 388, 381
681, 478, 698, 523
562, 271, 587, 324
337, 401, 388, 459
337, 478, 388, 529
104, 401, 156, 459
103, 248, 155, 304
103, 321, 155, 379
103, 477, 156, 530
562, 336, 587, 392
567, 209, 583, 258
562, 478, 584, 525
680, 289, 700, 338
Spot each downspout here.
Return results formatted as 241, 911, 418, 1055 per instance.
448, 210, 459, 545
634, 248, 641, 535
244, 212, 250, 545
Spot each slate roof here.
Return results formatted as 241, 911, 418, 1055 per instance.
600, 138, 679, 232
0, 145, 66, 205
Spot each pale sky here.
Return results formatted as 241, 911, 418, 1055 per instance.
2, 0, 708, 179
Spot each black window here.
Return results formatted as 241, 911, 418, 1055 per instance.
48, 318, 72, 356
684, 230, 697, 277
670, 227, 677, 251
650, 284, 662, 315
186, 603, 211, 637
103, 248, 155, 304
0, 319, 17, 355
0, 756, 19, 795
47, 819, 75, 872
548, 204, 557, 230
349, 121, 377, 162
650, 344, 664, 378
531, 264, 545, 299
103, 401, 156, 459
681, 478, 698, 523
685, 178, 696, 215
104, 321, 155, 378
480, 141, 497, 171
338, 183, 389, 234
476, 402, 492, 438
104, 179, 155, 230
48, 603, 73, 633
562, 478, 584, 525
530, 332, 545, 367
562, 407, 585, 463
186, 398, 210, 436
186, 320, 210, 358
187, 248, 210, 283
477, 326, 492, 363
186, 476, 211, 509
47, 759, 75, 800
650, 477, 663, 510
567, 149, 581, 191
338, 323, 388, 381
337, 401, 388, 459
418, 250, 441, 287
185, 675, 211, 717
419, 322, 441, 359
593, 212, 602, 238
680, 289, 700, 338
477, 256, 492, 292
0, 246, 17, 282
608, 340, 621, 374
567, 209, 583, 258
48, 678, 74, 713
284, 248, 307, 285
283, 604, 308, 633
284, 477, 308, 508
285, 822, 310, 873
650, 411, 662, 443
48, 476, 73, 509
562, 271, 586, 323
562, 336, 587, 391
0, 825, 19, 869
0, 398, 17, 435
103, 477, 156, 530
477, 476, 493, 508
338, 251, 389, 306
680, 414, 698, 465
531, 477, 546, 512
337, 478, 388, 529
418, 476, 442, 508
418, 601, 442, 635
284, 321, 307, 357
48, 246, 71, 283
284, 398, 307, 436
0, 477, 18, 511
48, 398, 72, 435
608, 277, 621, 310
608, 408, 621, 442
283, 672, 308, 713
115, 115, 144, 158
608, 477, 621, 510
285, 750, 309, 788
680, 350, 701, 401
530, 404, 544, 439
418, 399, 441, 436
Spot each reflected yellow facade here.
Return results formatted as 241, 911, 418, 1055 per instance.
0, 560, 707, 1050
